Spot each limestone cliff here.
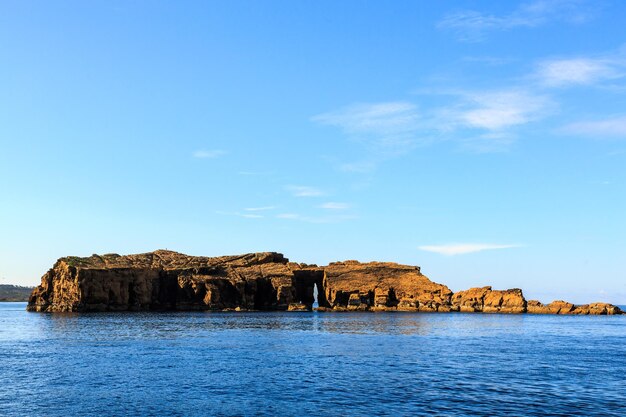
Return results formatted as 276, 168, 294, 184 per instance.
27, 250, 623, 315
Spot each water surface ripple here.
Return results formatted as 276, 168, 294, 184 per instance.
1, 302, 625, 416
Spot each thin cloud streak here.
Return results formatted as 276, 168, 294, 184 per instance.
312, 102, 419, 135
215, 210, 263, 219
418, 243, 522, 255
339, 161, 377, 173
285, 185, 324, 197
560, 115, 626, 138
534, 57, 625, 87
244, 206, 276, 211
312, 102, 421, 156
314, 90, 550, 158
276, 213, 357, 224
455, 90, 551, 131
276, 213, 300, 219
240, 213, 263, 218
319, 202, 350, 210
438, 0, 593, 42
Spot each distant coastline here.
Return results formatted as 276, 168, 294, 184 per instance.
0, 285, 34, 302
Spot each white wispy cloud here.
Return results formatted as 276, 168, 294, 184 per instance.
312, 102, 421, 156
193, 149, 227, 159
244, 206, 276, 212
534, 57, 625, 86
339, 161, 377, 173
315, 90, 550, 157
276, 213, 300, 219
276, 213, 357, 224
215, 210, 264, 219
438, 0, 593, 42
418, 243, 521, 255
312, 102, 419, 135
285, 185, 324, 197
560, 115, 626, 138
455, 90, 551, 131
319, 202, 350, 210
428, 89, 551, 151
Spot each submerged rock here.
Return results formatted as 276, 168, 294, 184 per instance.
27, 250, 623, 315
287, 303, 310, 311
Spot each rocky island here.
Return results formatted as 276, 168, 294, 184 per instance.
27, 250, 622, 315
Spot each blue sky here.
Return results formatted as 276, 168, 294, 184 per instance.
1, 0, 625, 304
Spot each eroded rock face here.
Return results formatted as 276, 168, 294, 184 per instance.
526, 300, 574, 314
28, 250, 298, 312
572, 303, 622, 315
320, 261, 453, 312
27, 250, 623, 315
526, 300, 622, 315
452, 287, 526, 313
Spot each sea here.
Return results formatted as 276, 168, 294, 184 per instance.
1, 302, 625, 417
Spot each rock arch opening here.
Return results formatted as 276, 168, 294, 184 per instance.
293, 269, 329, 309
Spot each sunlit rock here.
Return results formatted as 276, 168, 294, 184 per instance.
27, 250, 622, 315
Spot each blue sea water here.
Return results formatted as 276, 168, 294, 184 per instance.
1, 302, 625, 416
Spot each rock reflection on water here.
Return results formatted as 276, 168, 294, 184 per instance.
40, 310, 527, 338
1, 303, 625, 417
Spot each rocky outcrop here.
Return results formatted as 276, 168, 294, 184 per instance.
28, 250, 300, 312
451, 287, 526, 314
572, 303, 623, 315
27, 250, 623, 315
526, 300, 622, 315
527, 300, 574, 314
319, 261, 453, 312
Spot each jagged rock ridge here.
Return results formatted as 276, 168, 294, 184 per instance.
27, 250, 623, 315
